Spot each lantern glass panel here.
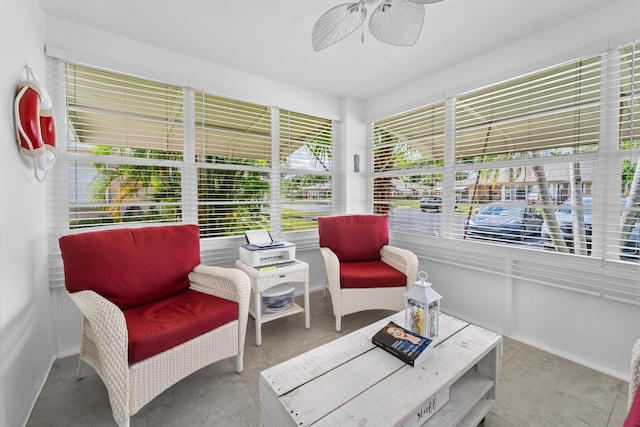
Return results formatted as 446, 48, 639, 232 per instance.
407, 297, 426, 336
427, 301, 439, 338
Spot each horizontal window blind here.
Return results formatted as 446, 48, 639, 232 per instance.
68, 161, 183, 228
602, 259, 640, 304
608, 42, 640, 265
377, 173, 443, 235
279, 110, 333, 169
280, 173, 332, 232
195, 92, 271, 164
619, 43, 640, 149
279, 109, 333, 232
197, 167, 270, 238
456, 57, 601, 162
195, 92, 272, 238
66, 64, 184, 158
64, 63, 185, 229
372, 102, 446, 216
409, 236, 607, 297
373, 102, 446, 170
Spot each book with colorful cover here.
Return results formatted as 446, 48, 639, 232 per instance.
372, 321, 432, 366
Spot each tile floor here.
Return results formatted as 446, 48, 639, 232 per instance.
27, 291, 630, 426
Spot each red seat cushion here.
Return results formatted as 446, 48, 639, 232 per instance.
625, 386, 640, 427
124, 289, 238, 364
59, 225, 200, 309
318, 215, 389, 262
339, 260, 407, 289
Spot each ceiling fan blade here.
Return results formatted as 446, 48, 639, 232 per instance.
409, 0, 444, 4
312, 2, 367, 51
369, 0, 425, 46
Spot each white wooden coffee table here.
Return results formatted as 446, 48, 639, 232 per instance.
259, 311, 502, 427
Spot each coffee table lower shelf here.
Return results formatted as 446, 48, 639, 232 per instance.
424, 368, 495, 427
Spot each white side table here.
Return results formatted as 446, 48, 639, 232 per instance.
235, 260, 310, 346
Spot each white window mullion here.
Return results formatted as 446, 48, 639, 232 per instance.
594, 49, 621, 260
331, 120, 344, 215
270, 106, 281, 236
48, 56, 71, 238
441, 97, 456, 238
182, 87, 197, 224
47, 56, 70, 288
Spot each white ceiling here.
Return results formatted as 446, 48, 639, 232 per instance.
39, 0, 617, 101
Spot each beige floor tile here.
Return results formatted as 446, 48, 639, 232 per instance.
501, 344, 621, 413
27, 290, 627, 427
609, 390, 630, 427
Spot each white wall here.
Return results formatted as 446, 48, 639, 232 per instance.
1, 1, 57, 426
340, 98, 368, 213
413, 245, 640, 380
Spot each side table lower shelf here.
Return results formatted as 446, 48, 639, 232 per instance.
235, 259, 310, 346
248, 302, 305, 323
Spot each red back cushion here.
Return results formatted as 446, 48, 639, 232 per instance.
59, 225, 201, 309
318, 215, 388, 262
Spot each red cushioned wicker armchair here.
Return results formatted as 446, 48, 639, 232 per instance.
318, 215, 419, 332
59, 224, 250, 427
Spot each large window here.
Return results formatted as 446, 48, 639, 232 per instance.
279, 109, 333, 232
373, 101, 446, 219
53, 62, 334, 239
372, 42, 640, 268
615, 43, 640, 264
195, 92, 272, 238
64, 64, 185, 227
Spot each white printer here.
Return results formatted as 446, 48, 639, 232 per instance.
239, 230, 296, 268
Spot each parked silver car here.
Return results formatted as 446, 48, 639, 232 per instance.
541, 197, 640, 259
420, 195, 458, 213
541, 197, 593, 252
466, 202, 543, 242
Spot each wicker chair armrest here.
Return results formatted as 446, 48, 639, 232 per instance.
188, 265, 251, 353
189, 265, 251, 304
381, 245, 419, 286
630, 338, 640, 409
320, 247, 341, 297
68, 290, 130, 418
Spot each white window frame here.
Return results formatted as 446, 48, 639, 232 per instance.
372, 43, 640, 306
47, 58, 336, 287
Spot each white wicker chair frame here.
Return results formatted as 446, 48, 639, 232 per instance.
70, 265, 251, 427
320, 244, 419, 332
